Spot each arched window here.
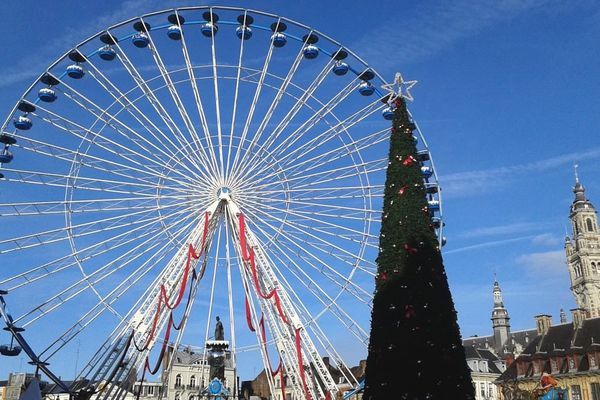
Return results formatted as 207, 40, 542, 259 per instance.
592, 262, 598, 275
175, 374, 182, 387
190, 375, 196, 388
587, 218, 595, 232
175, 394, 180, 400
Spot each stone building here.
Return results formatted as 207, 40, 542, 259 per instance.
565, 177, 600, 318
160, 344, 236, 400
496, 177, 600, 400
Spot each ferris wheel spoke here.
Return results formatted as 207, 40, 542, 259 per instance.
279, 128, 389, 182
108, 38, 209, 177
206, 11, 226, 179
225, 13, 248, 182
241, 197, 378, 252
236, 97, 386, 186
0, 202, 187, 254
0, 195, 187, 217
13, 203, 198, 327
253, 76, 361, 165
28, 106, 203, 186
14, 135, 197, 191
140, 18, 222, 181
231, 38, 308, 181
249, 219, 371, 340
82, 63, 212, 184
174, 17, 222, 182
234, 44, 338, 178
51, 77, 209, 185
227, 24, 280, 177
39, 213, 197, 362
241, 204, 375, 297
2, 202, 198, 293
2, 166, 188, 199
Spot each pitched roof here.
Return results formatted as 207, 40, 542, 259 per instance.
498, 317, 600, 381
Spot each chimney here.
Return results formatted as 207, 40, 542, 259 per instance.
571, 308, 586, 329
535, 315, 552, 335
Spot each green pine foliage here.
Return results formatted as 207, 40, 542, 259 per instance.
362, 98, 475, 399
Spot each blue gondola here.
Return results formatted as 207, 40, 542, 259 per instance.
236, 26, 252, 40
416, 149, 430, 162
0, 344, 22, 356
441, 237, 447, 246
271, 33, 287, 47
332, 61, 349, 76
303, 44, 319, 59
413, 135, 418, 144
99, 45, 117, 61
358, 82, 374, 96
382, 106, 395, 120
428, 200, 440, 212
14, 116, 32, 130
0, 150, 13, 164
66, 64, 84, 79
201, 22, 218, 37
431, 217, 442, 228
421, 166, 433, 178
132, 32, 150, 48
425, 183, 438, 194
167, 25, 182, 40
38, 88, 57, 103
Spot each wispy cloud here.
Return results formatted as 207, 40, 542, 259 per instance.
441, 146, 600, 198
0, 0, 195, 88
531, 233, 562, 247
444, 234, 537, 255
516, 250, 566, 274
351, 0, 555, 70
458, 221, 545, 239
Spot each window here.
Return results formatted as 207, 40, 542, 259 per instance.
480, 382, 486, 397
571, 384, 582, 400
147, 386, 154, 396
569, 358, 575, 370
591, 382, 600, 400
587, 218, 595, 232
592, 263, 598, 275
190, 376, 196, 387
175, 374, 182, 387
591, 354, 597, 369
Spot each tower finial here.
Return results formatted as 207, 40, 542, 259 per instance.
574, 164, 579, 183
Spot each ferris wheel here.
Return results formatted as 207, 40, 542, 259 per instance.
0, 6, 444, 400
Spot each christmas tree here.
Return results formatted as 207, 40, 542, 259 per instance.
363, 92, 474, 399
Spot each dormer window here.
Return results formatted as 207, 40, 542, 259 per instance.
569, 357, 575, 370
590, 354, 597, 369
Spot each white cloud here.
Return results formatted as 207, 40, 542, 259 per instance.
516, 250, 565, 274
441, 146, 600, 198
351, 0, 555, 70
444, 234, 537, 255
0, 0, 206, 88
458, 221, 545, 239
531, 233, 562, 247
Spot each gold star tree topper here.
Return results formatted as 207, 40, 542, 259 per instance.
381, 72, 418, 102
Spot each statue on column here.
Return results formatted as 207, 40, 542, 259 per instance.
215, 316, 224, 340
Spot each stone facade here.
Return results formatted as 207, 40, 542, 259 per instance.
566, 178, 600, 318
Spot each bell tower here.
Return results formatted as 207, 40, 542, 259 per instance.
491, 278, 510, 354
565, 168, 600, 318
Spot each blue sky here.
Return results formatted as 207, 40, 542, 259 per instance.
1, 0, 600, 382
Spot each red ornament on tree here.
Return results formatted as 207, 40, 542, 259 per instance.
402, 156, 416, 166
404, 305, 416, 319
403, 243, 418, 255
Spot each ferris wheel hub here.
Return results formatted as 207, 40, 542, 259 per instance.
216, 186, 232, 202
